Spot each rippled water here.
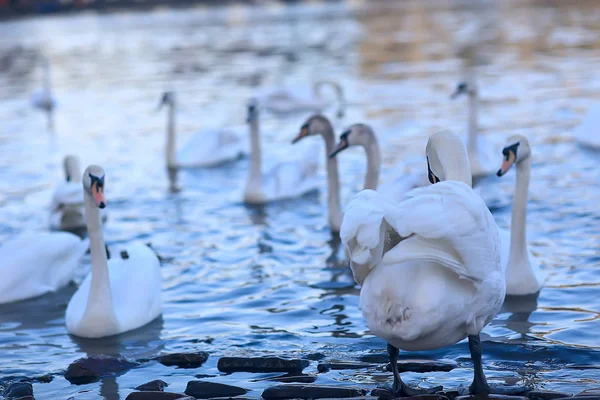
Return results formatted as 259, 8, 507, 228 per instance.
0, 1, 599, 399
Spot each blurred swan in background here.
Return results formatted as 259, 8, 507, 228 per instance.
50, 155, 107, 232
258, 80, 346, 118
341, 130, 504, 396
573, 104, 600, 150
243, 100, 319, 205
451, 78, 498, 179
0, 230, 89, 304
158, 91, 248, 191
30, 54, 55, 132
496, 135, 546, 295
66, 165, 162, 338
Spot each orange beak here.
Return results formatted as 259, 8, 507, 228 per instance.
92, 182, 107, 209
497, 150, 516, 177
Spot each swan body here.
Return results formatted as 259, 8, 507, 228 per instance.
496, 135, 546, 295
243, 102, 319, 205
159, 91, 247, 191
452, 81, 499, 179
50, 155, 107, 231
66, 165, 162, 338
0, 232, 88, 304
573, 104, 600, 150
341, 131, 504, 395
258, 80, 346, 117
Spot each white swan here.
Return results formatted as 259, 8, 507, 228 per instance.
50, 155, 107, 232
0, 231, 89, 304
496, 135, 546, 295
341, 130, 504, 396
158, 91, 248, 191
291, 116, 421, 233
243, 101, 320, 205
259, 80, 346, 117
30, 54, 55, 132
451, 80, 498, 179
66, 165, 162, 338
573, 104, 600, 150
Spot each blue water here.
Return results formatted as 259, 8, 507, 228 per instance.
0, 1, 599, 399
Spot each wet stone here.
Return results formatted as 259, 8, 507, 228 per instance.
217, 357, 309, 373
527, 390, 571, 400
126, 392, 194, 400
456, 396, 528, 400
371, 389, 448, 400
259, 374, 317, 383
65, 355, 139, 385
571, 397, 600, 400
184, 381, 248, 399
262, 384, 367, 400
156, 352, 209, 368
385, 359, 458, 373
2, 382, 33, 398
577, 388, 600, 397
306, 353, 326, 361
136, 380, 169, 392
318, 361, 376, 373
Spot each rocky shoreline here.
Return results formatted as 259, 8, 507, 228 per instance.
1, 353, 598, 400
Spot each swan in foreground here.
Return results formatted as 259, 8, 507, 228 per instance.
243, 101, 319, 205
158, 91, 247, 191
30, 54, 55, 132
341, 130, 504, 396
259, 80, 346, 117
572, 104, 600, 150
50, 155, 107, 232
0, 231, 88, 304
66, 165, 162, 338
497, 135, 546, 295
451, 80, 498, 179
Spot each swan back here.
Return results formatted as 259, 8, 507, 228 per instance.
426, 130, 472, 187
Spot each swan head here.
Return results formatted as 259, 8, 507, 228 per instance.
246, 98, 259, 123
497, 135, 530, 177
426, 130, 472, 186
158, 91, 175, 110
83, 165, 107, 209
63, 155, 80, 183
450, 81, 476, 99
329, 123, 376, 158
292, 114, 332, 144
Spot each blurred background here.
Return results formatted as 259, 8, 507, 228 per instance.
0, 0, 599, 399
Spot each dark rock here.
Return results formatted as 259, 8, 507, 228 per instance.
385, 359, 458, 373
184, 381, 248, 399
527, 390, 571, 400
262, 384, 367, 400
135, 380, 169, 392
32, 375, 53, 384
578, 388, 600, 397
194, 375, 216, 379
370, 389, 447, 400
156, 352, 209, 368
217, 357, 309, 373
571, 397, 600, 400
126, 392, 194, 400
456, 396, 528, 400
306, 353, 326, 361
359, 354, 389, 364
2, 382, 33, 398
65, 355, 139, 384
13, 397, 35, 400
318, 361, 375, 373
258, 374, 317, 384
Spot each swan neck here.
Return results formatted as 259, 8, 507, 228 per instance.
83, 191, 116, 323
248, 116, 262, 186
166, 101, 177, 168
323, 127, 343, 233
509, 157, 530, 264
467, 90, 478, 154
363, 138, 380, 190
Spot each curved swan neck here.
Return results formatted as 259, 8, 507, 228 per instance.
166, 100, 177, 169
362, 134, 380, 190
321, 122, 343, 233
82, 191, 117, 325
314, 80, 346, 117
509, 157, 530, 265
